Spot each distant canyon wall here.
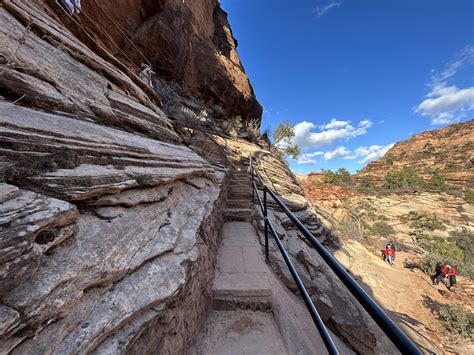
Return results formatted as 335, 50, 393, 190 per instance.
359, 119, 474, 187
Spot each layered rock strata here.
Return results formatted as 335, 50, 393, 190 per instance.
68, 0, 262, 123
359, 119, 473, 187
0, 184, 78, 295
0, 0, 231, 352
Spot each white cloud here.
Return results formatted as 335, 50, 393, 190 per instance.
323, 146, 351, 161
415, 84, 474, 124
296, 151, 324, 165
295, 142, 394, 165
292, 119, 372, 150
432, 46, 474, 85
415, 45, 474, 124
315, 1, 341, 18
350, 143, 395, 164
321, 118, 350, 130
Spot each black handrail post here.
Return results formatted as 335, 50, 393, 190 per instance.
224, 138, 228, 169
250, 155, 255, 203
263, 187, 269, 262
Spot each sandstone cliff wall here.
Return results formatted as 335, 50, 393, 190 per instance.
0, 1, 230, 352
72, 0, 262, 124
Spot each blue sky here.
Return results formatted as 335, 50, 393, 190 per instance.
220, 0, 474, 174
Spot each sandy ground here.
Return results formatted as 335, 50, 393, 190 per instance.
335, 241, 474, 354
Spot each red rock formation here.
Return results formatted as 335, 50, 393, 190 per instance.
72, 0, 262, 124
358, 119, 474, 187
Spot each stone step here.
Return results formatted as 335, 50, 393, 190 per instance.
191, 310, 287, 354
229, 178, 251, 184
229, 186, 252, 193
229, 180, 250, 186
213, 272, 272, 300
226, 199, 252, 209
229, 177, 250, 183
224, 208, 253, 222
227, 191, 252, 200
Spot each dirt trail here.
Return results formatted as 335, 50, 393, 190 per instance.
334, 242, 474, 354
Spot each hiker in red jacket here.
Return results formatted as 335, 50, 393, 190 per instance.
433, 261, 457, 291
382, 241, 396, 264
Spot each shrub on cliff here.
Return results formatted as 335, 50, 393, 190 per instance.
222, 116, 242, 137
371, 221, 395, 237
438, 304, 474, 340
420, 236, 463, 260
383, 166, 425, 191
417, 232, 472, 279
448, 228, 474, 279
242, 120, 261, 142
465, 190, 474, 205
165, 100, 216, 132
445, 161, 459, 170
357, 174, 375, 192
403, 211, 446, 231
450, 228, 473, 258
427, 171, 446, 190
210, 104, 225, 119
322, 168, 353, 187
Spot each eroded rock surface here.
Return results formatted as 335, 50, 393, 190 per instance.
1, 175, 225, 354
0, 1, 230, 353
0, 101, 213, 201
0, 183, 78, 295
1, 1, 175, 141
71, 0, 263, 123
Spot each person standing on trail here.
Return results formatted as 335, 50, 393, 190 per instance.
57, 0, 81, 15
139, 64, 155, 87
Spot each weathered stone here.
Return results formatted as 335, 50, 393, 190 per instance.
0, 102, 213, 202
1, 174, 226, 354
0, 183, 78, 294
0, 304, 20, 336
0, 1, 175, 141
73, 0, 263, 123
0, 2, 236, 352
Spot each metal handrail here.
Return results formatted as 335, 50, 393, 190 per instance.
249, 155, 422, 355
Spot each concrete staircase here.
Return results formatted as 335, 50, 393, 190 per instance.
191, 169, 284, 354
190, 169, 352, 355
218, 170, 269, 309
224, 171, 254, 222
